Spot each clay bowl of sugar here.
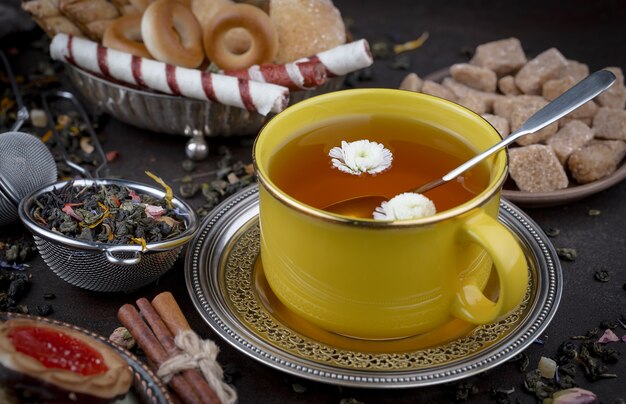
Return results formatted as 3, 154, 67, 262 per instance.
407, 38, 626, 208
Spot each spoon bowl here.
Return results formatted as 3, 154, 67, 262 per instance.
324, 70, 616, 217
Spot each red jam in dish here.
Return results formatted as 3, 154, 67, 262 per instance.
8, 326, 109, 376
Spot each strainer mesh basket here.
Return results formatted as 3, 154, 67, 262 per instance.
18, 179, 198, 293
0, 131, 57, 225
34, 237, 183, 292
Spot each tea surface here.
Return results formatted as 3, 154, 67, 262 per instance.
268, 114, 491, 217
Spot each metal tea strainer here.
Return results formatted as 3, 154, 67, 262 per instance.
18, 90, 199, 292
0, 50, 57, 226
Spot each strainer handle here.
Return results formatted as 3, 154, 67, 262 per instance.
41, 90, 109, 179
0, 50, 28, 132
105, 245, 143, 265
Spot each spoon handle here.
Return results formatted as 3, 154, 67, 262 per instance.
415, 69, 616, 194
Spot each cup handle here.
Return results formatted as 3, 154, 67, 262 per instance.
451, 209, 528, 324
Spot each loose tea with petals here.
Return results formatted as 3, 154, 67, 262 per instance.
31, 182, 184, 245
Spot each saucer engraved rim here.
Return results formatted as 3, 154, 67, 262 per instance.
184, 185, 563, 388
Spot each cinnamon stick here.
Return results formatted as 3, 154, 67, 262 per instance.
117, 304, 203, 404
136, 298, 221, 404
151, 292, 192, 335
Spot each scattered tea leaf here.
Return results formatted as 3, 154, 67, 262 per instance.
587, 209, 601, 216
594, 270, 610, 283
599, 320, 618, 330
508, 352, 530, 372
43, 293, 55, 300
390, 55, 411, 70
340, 399, 364, 404
556, 248, 577, 261
36, 304, 53, 316
454, 380, 479, 401
182, 159, 196, 172
292, 383, 307, 393
544, 227, 560, 238
370, 41, 390, 59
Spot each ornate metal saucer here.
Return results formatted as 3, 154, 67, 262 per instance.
185, 185, 563, 388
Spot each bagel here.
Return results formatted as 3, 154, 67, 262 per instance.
103, 14, 151, 58
203, 3, 278, 70
141, 0, 204, 68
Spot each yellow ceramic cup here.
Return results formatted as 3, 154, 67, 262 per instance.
253, 89, 528, 340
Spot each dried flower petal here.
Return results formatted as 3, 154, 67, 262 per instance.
598, 328, 620, 343
145, 171, 173, 208
373, 192, 436, 220
551, 387, 597, 404
129, 189, 141, 203
62, 204, 83, 221
393, 32, 430, 54
144, 204, 166, 219
329, 140, 393, 175
538, 356, 557, 379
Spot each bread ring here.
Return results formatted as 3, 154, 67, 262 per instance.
203, 3, 278, 70
141, 0, 204, 68
103, 15, 151, 58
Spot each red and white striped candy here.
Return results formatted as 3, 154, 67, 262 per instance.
299, 39, 373, 77
223, 60, 327, 91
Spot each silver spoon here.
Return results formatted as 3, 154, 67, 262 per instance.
325, 70, 616, 217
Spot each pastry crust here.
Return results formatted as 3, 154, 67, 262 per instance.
0, 319, 133, 403
22, 0, 85, 36
59, 0, 121, 40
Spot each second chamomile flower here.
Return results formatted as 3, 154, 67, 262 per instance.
373, 192, 437, 220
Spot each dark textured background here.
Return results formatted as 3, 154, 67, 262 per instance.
2, 0, 626, 402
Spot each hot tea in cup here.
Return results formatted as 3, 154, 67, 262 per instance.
254, 89, 528, 340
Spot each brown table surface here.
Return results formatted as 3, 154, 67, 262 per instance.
2, 0, 626, 402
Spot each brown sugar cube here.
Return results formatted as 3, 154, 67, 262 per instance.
546, 120, 594, 164
457, 94, 489, 115
510, 97, 559, 145
561, 60, 590, 82
542, 76, 576, 101
481, 114, 510, 137
498, 76, 521, 95
469, 37, 527, 76
568, 140, 626, 183
543, 76, 598, 119
493, 95, 545, 121
515, 48, 567, 95
450, 63, 497, 92
442, 77, 501, 113
559, 117, 592, 129
399, 73, 423, 92
421, 80, 457, 102
593, 107, 626, 140
508, 145, 569, 192
596, 67, 626, 109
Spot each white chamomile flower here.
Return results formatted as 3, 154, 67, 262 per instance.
328, 139, 393, 175
373, 192, 437, 220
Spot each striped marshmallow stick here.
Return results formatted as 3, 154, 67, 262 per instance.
49, 34, 289, 115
